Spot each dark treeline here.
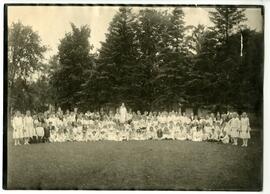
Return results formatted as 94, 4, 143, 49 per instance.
8, 7, 263, 115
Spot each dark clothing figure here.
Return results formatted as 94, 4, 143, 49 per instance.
157, 129, 163, 139
44, 125, 55, 142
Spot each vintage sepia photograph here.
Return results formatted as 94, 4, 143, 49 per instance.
4, 4, 264, 190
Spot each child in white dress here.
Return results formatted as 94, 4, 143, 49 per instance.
34, 117, 44, 143
146, 126, 155, 140
23, 110, 36, 144
12, 111, 24, 146
204, 123, 212, 140
178, 125, 187, 141
162, 126, 172, 140
173, 123, 180, 140
192, 128, 203, 142
240, 112, 251, 147
91, 130, 99, 141
230, 113, 241, 145
186, 125, 193, 140
220, 131, 230, 144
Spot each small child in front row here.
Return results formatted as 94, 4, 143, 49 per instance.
178, 125, 187, 140
192, 129, 203, 142
220, 131, 230, 144
156, 127, 163, 140
192, 125, 203, 142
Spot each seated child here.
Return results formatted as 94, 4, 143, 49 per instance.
49, 130, 57, 143
133, 130, 142, 141
91, 130, 100, 141
178, 126, 187, 141
59, 131, 66, 142
202, 129, 208, 141
192, 128, 203, 141
147, 126, 156, 140
204, 123, 212, 137
71, 124, 78, 141
156, 127, 163, 140
212, 128, 220, 141
114, 130, 122, 141
207, 128, 219, 142
99, 130, 106, 141
76, 123, 84, 142
190, 124, 197, 134
85, 127, 93, 142
82, 124, 88, 141
140, 131, 148, 141
220, 131, 230, 144
162, 126, 173, 140
106, 124, 115, 141
186, 125, 193, 140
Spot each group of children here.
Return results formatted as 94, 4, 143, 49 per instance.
11, 108, 251, 147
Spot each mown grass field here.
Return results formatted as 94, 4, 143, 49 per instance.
5, 132, 263, 190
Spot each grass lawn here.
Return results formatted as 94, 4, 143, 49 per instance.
5, 132, 263, 190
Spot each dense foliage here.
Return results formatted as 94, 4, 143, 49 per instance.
8, 7, 263, 115
8, 22, 47, 112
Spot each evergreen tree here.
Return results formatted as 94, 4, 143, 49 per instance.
146, 8, 188, 110
135, 9, 175, 110
51, 23, 94, 110
209, 7, 247, 45
233, 30, 263, 113
185, 24, 206, 56
97, 8, 141, 110
188, 7, 248, 110
185, 27, 218, 109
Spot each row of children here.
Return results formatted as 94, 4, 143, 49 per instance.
11, 109, 251, 147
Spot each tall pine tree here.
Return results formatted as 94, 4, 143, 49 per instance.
146, 8, 187, 110
51, 23, 95, 110
97, 8, 142, 110
191, 7, 248, 110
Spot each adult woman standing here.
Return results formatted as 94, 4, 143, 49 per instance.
119, 103, 127, 124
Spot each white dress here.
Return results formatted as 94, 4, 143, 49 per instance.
178, 130, 187, 140
119, 106, 127, 124
34, 119, 44, 137
224, 121, 231, 135
240, 117, 251, 139
192, 131, 203, 142
230, 118, 240, 138
23, 116, 36, 138
12, 116, 24, 139
221, 134, 230, 144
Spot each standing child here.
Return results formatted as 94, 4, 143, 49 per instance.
12, 111, 24, 146
44, 121, 54, 143
240, 112, 251, 147
34, 116, 44, 143
230, 112, 241, 146
23, 110, 36, 144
